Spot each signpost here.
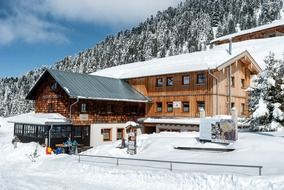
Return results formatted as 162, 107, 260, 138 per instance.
127, 132, 136, 155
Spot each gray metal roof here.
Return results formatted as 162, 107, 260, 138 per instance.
26, 69, 149, 102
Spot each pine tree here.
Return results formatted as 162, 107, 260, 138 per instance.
249, 53, 284, 131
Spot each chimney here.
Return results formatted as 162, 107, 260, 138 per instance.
229, 38, 232, 55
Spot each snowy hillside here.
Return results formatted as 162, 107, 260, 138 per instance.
1, 117, 284, 189
0, 0, 283, 117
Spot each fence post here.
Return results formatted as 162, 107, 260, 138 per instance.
78, 155, 80, 163
170, 162, 173, 171
117, 158, 119, 166
259, 167, 262, 176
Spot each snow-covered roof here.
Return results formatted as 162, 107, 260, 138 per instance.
8, 112, 70, 125
91, 50, 259, 79
92, 36, 284, 79
221, 36, 284, 69
211, 19, 284, 43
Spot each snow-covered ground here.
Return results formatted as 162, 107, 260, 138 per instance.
1, 117, 284, 190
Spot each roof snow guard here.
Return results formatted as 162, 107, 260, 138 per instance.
26, 69, 149, 103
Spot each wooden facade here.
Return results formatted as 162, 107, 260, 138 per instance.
212, 25, 284, 45
128, 55, 257, 118
128, 71, 213, 117
34, 75, 145, 126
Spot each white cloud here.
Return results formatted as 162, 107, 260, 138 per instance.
0, 1, 68, 45
0, 0, 185, 45
43, 0, 184, 25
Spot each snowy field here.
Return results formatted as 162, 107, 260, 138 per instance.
1, 117, 284, 190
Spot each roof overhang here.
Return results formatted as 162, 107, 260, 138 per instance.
69, 96, 151, 103
216, 50, 262, 74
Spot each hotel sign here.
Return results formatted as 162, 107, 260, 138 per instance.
79, 114, 89, 121
173, 101, 181, 108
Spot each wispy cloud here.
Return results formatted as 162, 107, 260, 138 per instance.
43, 0, 184, 25
0, 14, 68, 45
0, 1, 68, 45
0, 0, 184, 45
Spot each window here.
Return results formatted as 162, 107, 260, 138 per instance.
231, 76, 235, 87
167, 102, 173, 112
241, 103, 245, 114
117, 128, 124, 140
182, 75, 190, 85
82, 127, 89, 139
61, 126, 72, 138
74, 127, 82, 137
156, 102, 162, 112
23, 125, 37, 137
182, 102, 190, 112
48, 103, 54, 113
197, 73, 206, 84
156, 78, 163, 87
166, 77, 174, 86
51, 125, 72, 138
231, 102, 235, 109
101, 129, 111, 141
51, 126, 62, 138
106, 104, 113, 114
123, 105, 139, 115
37, 126, 48, 138
241, 79, 245, 88
15, 124, 23, 136
81, 103, 87, 112
51, 82, 57, 91
197, 101, 205, 111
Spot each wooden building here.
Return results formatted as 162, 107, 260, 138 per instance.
11, 38, 263, 146
11, 70, 148, 148
211, 19, 284, 46
93, 50, 261, 133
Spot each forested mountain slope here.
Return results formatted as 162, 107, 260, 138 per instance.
0, 0, 282, 116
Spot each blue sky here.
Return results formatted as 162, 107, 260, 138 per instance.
0, 0, 183, 78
